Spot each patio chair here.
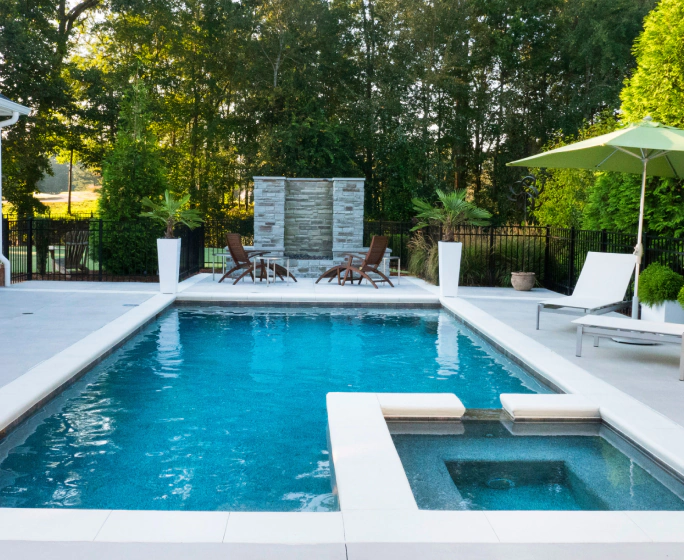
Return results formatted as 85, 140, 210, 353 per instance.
315, 235, 393, 289
49, 230, 89, 276
219, 233, 296, 284
536, 251, 636, 329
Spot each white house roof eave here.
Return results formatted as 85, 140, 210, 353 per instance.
0, 95, 31, 117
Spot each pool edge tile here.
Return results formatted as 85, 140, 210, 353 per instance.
484, 511, 651, 543
342, 510, 499, 543
0, 508, 112, 541
625, 511, 684, 542
223, 512, 345, 544
94, 510, 230, 543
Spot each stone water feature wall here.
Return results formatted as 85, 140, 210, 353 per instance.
253, 177, 366, 277
284, 179, 333, 258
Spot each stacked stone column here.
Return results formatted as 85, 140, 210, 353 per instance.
332, 178, 365, 259
253, 177, 285, 256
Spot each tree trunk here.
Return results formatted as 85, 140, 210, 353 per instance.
67, 148, 74, 215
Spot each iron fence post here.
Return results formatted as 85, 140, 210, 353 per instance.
98, 219, 103, 281
544, 226, 550, 289
488, 227, 495, 285
200, 224, 206, 271
601, 229, 608, 252
568, 227, 576, 294
27, 217, 33, 281
1, 216, 8, 260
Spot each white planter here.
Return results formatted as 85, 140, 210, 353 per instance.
640, 300, 684, 323
438, 241, 462, 298
157, 238, 181, 294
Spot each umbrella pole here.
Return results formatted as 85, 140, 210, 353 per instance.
631, 159, 648, 319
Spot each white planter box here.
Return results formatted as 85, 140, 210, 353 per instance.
157, 238, 181, 294
641, 300, 684, 323
438, 241, 462, 298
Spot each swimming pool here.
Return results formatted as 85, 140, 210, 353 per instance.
392, 421, 684, 511
0, 307, 547, 511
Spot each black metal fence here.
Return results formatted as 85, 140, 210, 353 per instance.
202, 216, 254, 269
363, 220, 412, 267
4, 213, 684, 293
2, 217, 204, 283
449, 225, 684, 295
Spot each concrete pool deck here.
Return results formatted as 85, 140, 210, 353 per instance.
2, 275, 684, 558
457, 286, 684, 426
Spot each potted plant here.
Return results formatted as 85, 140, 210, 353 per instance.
141, 190, 203, 294
638, 263, 684, 323
411, 189, 492, 297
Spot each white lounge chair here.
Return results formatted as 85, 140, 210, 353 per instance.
536, 252, 635, 329
573, 315, 684, 380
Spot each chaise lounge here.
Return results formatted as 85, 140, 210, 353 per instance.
219, 233, 297, 284
315, 235, 394, 289
536, 251, 636, 329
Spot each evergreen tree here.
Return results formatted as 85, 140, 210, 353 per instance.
98, 83, 166, 275
621, 0, 684, 126
99, 84, 166, 220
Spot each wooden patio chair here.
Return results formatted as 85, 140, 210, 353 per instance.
49, 230, 89, 276
219, 233, 297, 284
315, 235, 393, 289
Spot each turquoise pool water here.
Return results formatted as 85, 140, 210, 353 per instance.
392, 422, 684, 510
0, 307, 547, 511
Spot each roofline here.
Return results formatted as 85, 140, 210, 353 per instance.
0, 97, 31, 116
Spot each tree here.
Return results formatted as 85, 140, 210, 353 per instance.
98, 84, 166, 220
621, 0, 684, 126
533, 114, 619, 228
0, 0, 102, 215
97, 83, 167, 274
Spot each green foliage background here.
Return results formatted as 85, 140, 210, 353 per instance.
0, 0, 655, 222
533, 0, 684, 237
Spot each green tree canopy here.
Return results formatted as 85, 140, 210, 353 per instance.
0, 0, 655, 220
98, 84, 166, 221
621, 0, 684, 126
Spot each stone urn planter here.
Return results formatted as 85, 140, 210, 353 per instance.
438, 241, 462, 297
511, 271, 536, 291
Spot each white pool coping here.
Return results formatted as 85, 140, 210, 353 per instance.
439, 296, 684, 477
2, 275, 684, 546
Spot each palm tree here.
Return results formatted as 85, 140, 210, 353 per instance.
411, 189, 492, 241
140, 190, 203, 239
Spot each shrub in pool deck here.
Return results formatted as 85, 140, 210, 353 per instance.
638, 263, 684, 307
678, 286, 684, 310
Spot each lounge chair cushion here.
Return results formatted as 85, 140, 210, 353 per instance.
378, 393, 465, 419
500, 394, 600, 420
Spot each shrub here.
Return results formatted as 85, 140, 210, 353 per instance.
407, 232, 439, 285
678, 285, 684, 310
638, 263, 684, 306
407, 232, 429, 278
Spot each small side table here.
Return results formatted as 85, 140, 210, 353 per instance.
261, 257, 291, 287
382, 256, 401, 285
212, 252, 231, 281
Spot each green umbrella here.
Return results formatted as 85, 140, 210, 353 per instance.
508, 117, 684, 318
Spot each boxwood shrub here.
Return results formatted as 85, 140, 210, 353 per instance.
639, 263, 684, 307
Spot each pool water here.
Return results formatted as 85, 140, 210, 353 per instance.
392, 421, 684, 511
0, 307, 547, 511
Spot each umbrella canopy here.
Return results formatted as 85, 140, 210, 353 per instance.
508, 117, 684, 318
